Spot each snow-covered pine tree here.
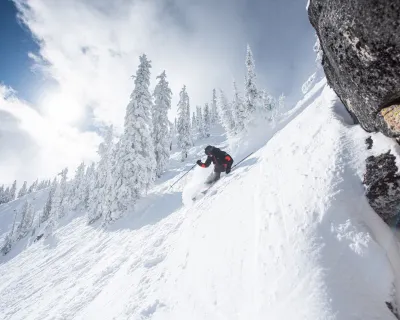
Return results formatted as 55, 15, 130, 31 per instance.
70, 162, 86, 211
9, 180, 17, 201
191, 111, 198, 141
16, 201, 34, 240
0, 185, 3, 204
28, 179, 38, 194
1, 208, 19, 254
270, 93, 285, 122
218, 89, 236, 136
192, 111, 197, 133
186, 102, 193, 147
50, 168, 68, 221
196, 106, 204, 139
18, 181, 27, 198
83, 163, 95, 212
1, 233, 12, 255
3, 187, 10, 203
244, 44, 259, 121
41, 177, 58, 224
257, 89, 270, 120
45, 169, 67, 237
37, 179, 48, 191
168, 120, 174, 151
211, 89, 218, 125
88, 126, 114, 224
152, 71, 172, 178
232, 80, 246, 134
102, 141, 119, 224
177, 85, 192, 161
203, 103, 211, 138
106, 54, 156, 223
278, 94, 285, 110
37, 180, 43, 190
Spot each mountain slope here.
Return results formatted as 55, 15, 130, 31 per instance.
1, 85, 399, 320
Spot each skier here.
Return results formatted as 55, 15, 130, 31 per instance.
196, 145, 234, 184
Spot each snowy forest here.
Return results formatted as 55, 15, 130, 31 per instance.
0, 45, 284, 255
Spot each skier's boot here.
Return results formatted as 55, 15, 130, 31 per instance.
205, 172, 221, 185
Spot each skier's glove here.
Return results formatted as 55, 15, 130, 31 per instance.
196, 160, 202, 166
226, 167, 231, 174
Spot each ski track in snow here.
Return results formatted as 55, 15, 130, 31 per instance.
0, 83, 400, 319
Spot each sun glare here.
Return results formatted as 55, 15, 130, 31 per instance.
39, 91, 84, 126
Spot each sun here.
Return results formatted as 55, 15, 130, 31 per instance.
39, 89, 84, 126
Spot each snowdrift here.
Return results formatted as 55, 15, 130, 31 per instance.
1, 84, 400, 319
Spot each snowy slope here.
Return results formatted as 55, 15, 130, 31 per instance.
1, 84, 400, 319
0, 189, 49, 242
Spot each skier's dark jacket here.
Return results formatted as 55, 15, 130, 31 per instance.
198, 146, 234, 173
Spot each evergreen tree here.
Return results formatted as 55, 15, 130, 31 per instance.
18, 181, 27, 198
37, 180, 44, 190
41, 178, 58, 224
45, 169, 68, 237
102, 141, 119, 224
1, 233, 12, 255
3, 187, 10, 203
9, 180, 17, 201
88, 126, 114, 224
232, 80, 246, 134
211, 89, 218, 125
50, 168, 68, 221
196, 106, 204, 139
0, 185, 4, 204
37, 179, 48, 191
177, 85, 192, 161
168, 121, 174, 151
203, 103, 211, 138
278, 94, 285, 110
2, 209, 19, 254
187, 102, 193, 146
70, 162, 86, 211
192, 112, 197, 133
83, 163, 95, 212
244, 44, 258, 120
28, 179, 38, 194
270, 93, 285, 122
152, 71, 172, 178
191, 112, 197, 140
107, 54, 156, 223
258, 89, 274, 120
218, 90, 236, 136
16, 201, 34, 240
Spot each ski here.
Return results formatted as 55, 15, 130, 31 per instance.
192, 181, 218, 201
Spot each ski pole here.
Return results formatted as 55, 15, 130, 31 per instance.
169, 164, 197, 190
232, 151, 254, 170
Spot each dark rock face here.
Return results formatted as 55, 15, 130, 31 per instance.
365, 136, 373, 150
308, 0, 400, 137
363, 151, 400, 224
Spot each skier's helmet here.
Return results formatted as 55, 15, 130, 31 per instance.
205, 145, 214, 155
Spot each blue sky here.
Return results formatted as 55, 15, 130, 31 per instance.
0, 0, 317, 184
0, 0, 41, 102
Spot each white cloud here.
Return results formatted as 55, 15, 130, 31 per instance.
0, 85, 101, 185
15, 0, 247, 128
2, 0, 249, 184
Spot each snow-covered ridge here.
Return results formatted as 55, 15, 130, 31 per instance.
1, 84, 400, 319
